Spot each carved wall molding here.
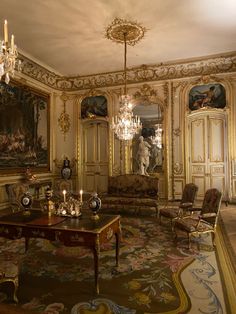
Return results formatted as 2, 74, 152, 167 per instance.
58, 93, 71, 140
19, 52, 236, 92
132, 83, 167, 109
173, 162, 183, 175
173, 128, 181, 137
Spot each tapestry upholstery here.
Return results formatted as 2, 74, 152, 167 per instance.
173, 188, 222, 249
159, 183, 198, 225
101, 174, 159, 216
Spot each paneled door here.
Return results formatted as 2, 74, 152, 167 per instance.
82, 120, 109, 193
187, 111, 228, 200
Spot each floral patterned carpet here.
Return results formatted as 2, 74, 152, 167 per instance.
0, 216, 229, 314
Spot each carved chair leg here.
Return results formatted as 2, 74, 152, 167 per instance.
12, 278, 19, 303
173, 226, 178, 240
212, 231, 216, 246
188, 233, 191, 249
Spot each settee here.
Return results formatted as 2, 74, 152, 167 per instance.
101, 174, 159, 216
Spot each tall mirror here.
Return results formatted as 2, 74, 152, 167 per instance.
132, 103, 164, 175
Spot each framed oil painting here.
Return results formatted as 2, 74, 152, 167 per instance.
189, 83, 226, 111
0, 80, 50, 173
81, 96, 108, 119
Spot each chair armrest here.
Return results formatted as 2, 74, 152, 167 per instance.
180, 202, 193, 209
200, 213, 217, 219
190, 207, 202, 212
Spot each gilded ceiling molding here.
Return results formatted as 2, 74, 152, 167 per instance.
19, 52, 236, 92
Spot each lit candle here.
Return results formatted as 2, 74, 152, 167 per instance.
4, 20, 8, 44
80, 189, 83, 203
11, 34, 14, 51
62, 190, 66, 203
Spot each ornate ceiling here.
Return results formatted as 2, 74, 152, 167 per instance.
1, 0, 236, 77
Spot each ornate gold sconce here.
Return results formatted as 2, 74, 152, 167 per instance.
58, 92, 71, 141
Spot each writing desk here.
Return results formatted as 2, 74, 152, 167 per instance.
0, 210, 121, 294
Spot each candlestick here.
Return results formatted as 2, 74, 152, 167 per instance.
11, 34, 14, 51
80, 189, 83, 203
4, 20, 8, 44
63, 190, 66, 203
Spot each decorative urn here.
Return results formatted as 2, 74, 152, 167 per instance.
88, 192, 101, 220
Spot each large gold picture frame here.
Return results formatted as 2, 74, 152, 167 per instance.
0, 80, 50, 173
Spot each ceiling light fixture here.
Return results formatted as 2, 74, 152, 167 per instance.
106, 18, 146, 141
0, 20, 20, 84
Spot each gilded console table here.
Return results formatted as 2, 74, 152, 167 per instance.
0, 210, 121, 294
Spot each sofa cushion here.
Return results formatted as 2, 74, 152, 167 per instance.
101, 174, 159, 216
107, 174, 158, 198
102, 196, 158, 207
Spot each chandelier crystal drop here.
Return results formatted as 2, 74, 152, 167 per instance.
106, 18, 146, 141
0, 20, 20, 84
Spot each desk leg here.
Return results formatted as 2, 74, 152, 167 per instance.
115, 221, 121, 267
115, 231, 120, 267
93, 235, 100, 294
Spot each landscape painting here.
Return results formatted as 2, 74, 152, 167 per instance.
189, 83, 226, 111
81, 95, 108, 119
0, 80, 50, 172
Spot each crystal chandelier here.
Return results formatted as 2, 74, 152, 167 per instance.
0, 20, 19, 84
106, 18, 146, 141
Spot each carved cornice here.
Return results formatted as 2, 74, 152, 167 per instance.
19, 52, 236, 92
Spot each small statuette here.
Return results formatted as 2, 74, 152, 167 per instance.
24, 167, 37, 182
88, 192, 101, 220
44, 186, 55, 217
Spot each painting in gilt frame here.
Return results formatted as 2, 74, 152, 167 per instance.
81, 96, 108, 119
0, 80, 50, 173
189, 83, 226, 111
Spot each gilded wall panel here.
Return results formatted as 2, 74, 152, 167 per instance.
210, 177, 225, 193
174, 180, 185, 199
192, 177, 206, 198
192, 165, 205, 175
211, 165, 224, 175
191, 119, 205, 163
209, 118, 224, 162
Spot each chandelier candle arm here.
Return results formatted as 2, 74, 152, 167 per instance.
0, 19, 20, 84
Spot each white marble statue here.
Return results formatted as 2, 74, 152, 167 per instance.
137, 136, 151, 175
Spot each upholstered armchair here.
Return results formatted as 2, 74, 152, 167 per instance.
0, 252, 20, 302
173, 188, 222, 249
159, 183, 198, 227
